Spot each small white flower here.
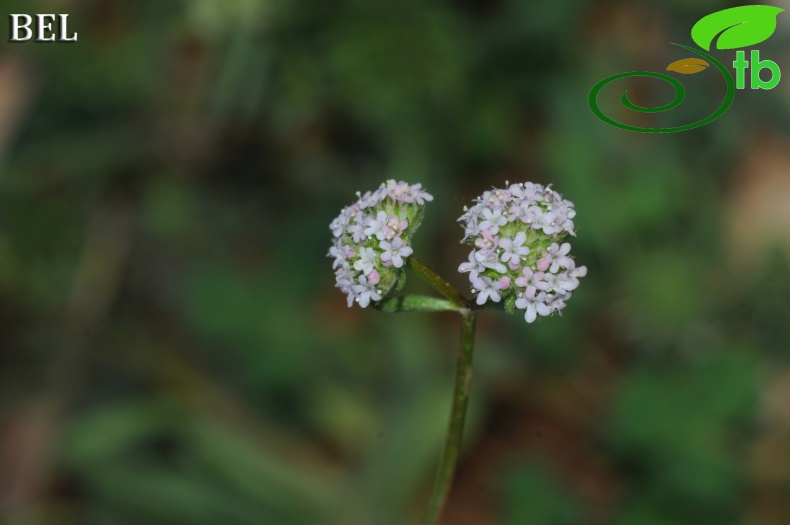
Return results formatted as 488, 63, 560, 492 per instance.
479, 208, 507, 233
335, 268, 355, 293
475, 250, 507, 274
548, 291, 570, 313
330, 209, 352, 238
555, 272, 578, 291
328, 242, 346, 269
555, 263, 587, 291
474, 230, 499, 255
515, 267, 547, 297
347, 212, 368, 243
358, 187, 388, 209
385, 180, 413, 202
536, 210, 560, 235
383, 215, 408, 239
458, 250, 483, 274
410, 183, 434, 205
353, 247, 378, 275
515, 291, 552, 323
551, 204, 576, 235
544, 243, 573, 273
512, 203, 543, 226
485, 189, 511, 209
509, 182, 540, 202
351, 276, 382, 307
499, 232, 530, 263
380, 237, 413, 268
471, 274, 502, 305
364, 211, 388, 240
540, 272, 560, 291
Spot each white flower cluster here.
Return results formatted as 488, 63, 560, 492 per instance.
458, 182, 586, 323
329, 180, 433, 307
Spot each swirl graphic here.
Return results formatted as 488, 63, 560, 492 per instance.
589, 43, 735, 133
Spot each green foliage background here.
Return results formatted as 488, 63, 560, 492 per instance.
1, 1, 789, 524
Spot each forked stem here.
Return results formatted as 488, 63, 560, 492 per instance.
406, 257, 468, 309
420, 310, 477, 525
403, 256, 476, 525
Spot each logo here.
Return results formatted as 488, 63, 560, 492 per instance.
589, 5, 783, 133
8, 14, 78, 42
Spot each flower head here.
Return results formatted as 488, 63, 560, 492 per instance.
458, 182, 586, 322
329, 180, 431, 307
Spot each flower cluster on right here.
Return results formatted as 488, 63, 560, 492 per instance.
458, 182, 587, 323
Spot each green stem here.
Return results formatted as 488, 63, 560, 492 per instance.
421, 311, 477, 525
406, 257, 469, 309
401, 256, 476, 523
374, 295, 463, 314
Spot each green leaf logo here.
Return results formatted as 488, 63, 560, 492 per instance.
691, 5, 784, 51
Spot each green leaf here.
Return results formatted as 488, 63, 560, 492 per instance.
691, 5, 784, 51
666, 57, 709, 74
373, 295, 461, 313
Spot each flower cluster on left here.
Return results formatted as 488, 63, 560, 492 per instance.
328, 180, 433, 307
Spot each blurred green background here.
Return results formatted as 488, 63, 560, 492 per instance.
1, 0, 790, 524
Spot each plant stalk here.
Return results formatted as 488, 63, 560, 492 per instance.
421, 310, 477, 525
